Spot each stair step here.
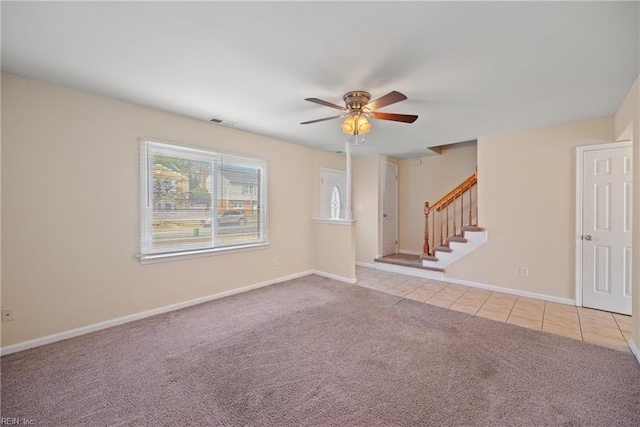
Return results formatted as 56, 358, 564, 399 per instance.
434, 245, 452, 253
421, 254, 438, 262
374, 257, 445, 272
447, 236, 468, 244
462, 225, 485, 233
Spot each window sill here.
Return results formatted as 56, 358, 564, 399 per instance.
138, 242, 269, 264
312, 218, 357, 226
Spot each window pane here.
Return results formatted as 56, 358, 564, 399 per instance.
216, 157, 262, 246
152, 155, 213, 250
140, 140, 268, 259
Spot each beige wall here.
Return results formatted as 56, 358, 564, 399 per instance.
312, 221, 356, 281
446, 117, 614, 300
398, 142, 477, 254
0, 73, 341, 347
613, 75, 639, 346
353, 156, 380, 265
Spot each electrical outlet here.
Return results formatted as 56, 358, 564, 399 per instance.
2, 307, 15, 322
519, 267, 529, 277
272, 257, 278, 266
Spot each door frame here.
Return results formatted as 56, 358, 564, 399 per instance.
381, 161, 398, 256
574, 140, 632, 307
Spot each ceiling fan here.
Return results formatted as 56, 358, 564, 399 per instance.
301, 91, 418, 136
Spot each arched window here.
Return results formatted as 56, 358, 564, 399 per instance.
330, 186, 342, 219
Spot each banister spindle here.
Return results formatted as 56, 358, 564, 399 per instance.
446, 201, 449, 239
431, 209, 435, 255
423, 202, 430, 255
453, 193, 457, 236
468, 184, 473, 226
460, 191, 464, 231
475, 183, 478, 226
439, 208, 443, 246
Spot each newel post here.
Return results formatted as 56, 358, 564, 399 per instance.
423, 201, 430, 255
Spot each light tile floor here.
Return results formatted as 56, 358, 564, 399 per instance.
356, 266, 632, 353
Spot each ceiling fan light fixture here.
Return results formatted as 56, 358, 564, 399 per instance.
341, 116, 355, 134
357, 116, 371, 134
341, 114, 371, 135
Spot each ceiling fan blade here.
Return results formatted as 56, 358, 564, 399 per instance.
364, 91, 407, 111
305, 98, 347, 111
301, 115, 344, 125
369, 112, 418, 123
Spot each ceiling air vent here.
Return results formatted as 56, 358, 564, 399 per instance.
208, 116, 237, 127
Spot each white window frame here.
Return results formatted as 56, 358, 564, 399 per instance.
139, 138, 268, 262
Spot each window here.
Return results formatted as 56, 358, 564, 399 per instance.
319, 168, 346, 220
140, 139, 268, 261
330, 186, 341, 220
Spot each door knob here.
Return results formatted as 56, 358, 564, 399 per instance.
584, 235, 593, 241
383, 214, 388, 218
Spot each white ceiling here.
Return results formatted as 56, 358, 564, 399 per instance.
2, 1, 638, 158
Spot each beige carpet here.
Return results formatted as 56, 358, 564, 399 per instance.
2, 274, 639, 426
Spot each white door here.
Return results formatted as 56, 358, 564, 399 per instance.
320, 169, 346, 220
382, 162, 398, 256
581, 144, 632, 315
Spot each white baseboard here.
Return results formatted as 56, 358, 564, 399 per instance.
630, 339, 640, 365
0, 270, 314, 356
442, 277, 575, 306
356, 261, 377, 269
398, 249, 422, 256
313, 270, 357, 284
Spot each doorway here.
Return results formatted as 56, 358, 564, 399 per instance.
382, 162, 398, 256
576, 141, 633, 315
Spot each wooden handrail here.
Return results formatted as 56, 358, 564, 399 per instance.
427, 171, 477, 214
423, 169, 478, 256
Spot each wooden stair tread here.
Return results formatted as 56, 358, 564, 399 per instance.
447, 236, 468, 244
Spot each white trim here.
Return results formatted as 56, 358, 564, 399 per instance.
629, 339, 640, 365
444, 277, 575, 306
375, 261, 444, 280
311, 218, 357, 226
0, 270, 313, 356
399, 249, 422, 256
575, 141, 632, 308
356, 261, 377, 268
139, 242, 268, 264
312, 270, 357, 284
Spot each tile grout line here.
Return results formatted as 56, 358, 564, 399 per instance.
612, 315, 627, 340
575, 309, 585, 341
505, 296, 519, 324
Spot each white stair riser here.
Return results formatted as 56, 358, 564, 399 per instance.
423, 231, 487, 269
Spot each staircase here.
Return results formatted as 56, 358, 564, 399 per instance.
421, 169, 486, 270
374, 169, 486, 278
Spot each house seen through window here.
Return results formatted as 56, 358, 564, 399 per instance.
140, 140, 268, 259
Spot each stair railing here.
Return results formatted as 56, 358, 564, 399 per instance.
423, 169, 478, 256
